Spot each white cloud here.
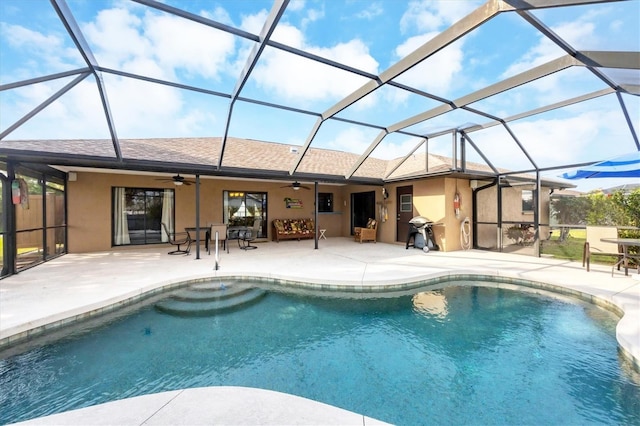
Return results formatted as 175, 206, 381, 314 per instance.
392, 32, 464, 97
82, 8, 149, 70
470, 106, 633, 173
356, 2, 384, 20
253, 23, 378, 107
399, 0, 479, 34
502, 13, 600, 78
239, 8, 269, 34
288, 0, 306, 13
82, 7, 236, 82
324, 126, 372, 154
1, 3, 247, 140
200, 5, 234, 26
143, 13, 236, 81
0, 23, 81, 76
301, 5, 325, 30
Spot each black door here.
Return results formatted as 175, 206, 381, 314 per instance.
351, 191, 376, 234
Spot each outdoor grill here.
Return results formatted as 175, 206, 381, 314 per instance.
406, 216, 439, 252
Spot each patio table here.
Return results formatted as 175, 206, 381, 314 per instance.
185, 226, 211, 255
600, 238, 640, 276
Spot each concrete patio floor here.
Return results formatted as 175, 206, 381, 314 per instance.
1, 237, 639, 425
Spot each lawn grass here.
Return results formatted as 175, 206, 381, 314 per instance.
541, 229, 625, 265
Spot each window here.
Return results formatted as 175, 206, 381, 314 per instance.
400, 194, 412, 212
113, 188, 174, 246
223, 191, 267, 238
318, 192, 333, 212
522, 190, 535, 212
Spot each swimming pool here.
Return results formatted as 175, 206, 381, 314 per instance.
1, 281, 639, 425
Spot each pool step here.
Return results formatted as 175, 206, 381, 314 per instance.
171, 283, 252, 302
155, 283, 266, 317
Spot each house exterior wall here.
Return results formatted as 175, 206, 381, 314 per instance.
475, 183, 551, 249
376, 178, 472, 252
67, 172, 359, 253
476, 184, 498, 249
411, 178, 473, 252
67, 171, 547, 254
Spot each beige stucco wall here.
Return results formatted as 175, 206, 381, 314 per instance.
375, 178, 473, 252
409, 178, 473, 252
475, 183, 551, 250
67, 172, 361, 253
67, 171, 546, 254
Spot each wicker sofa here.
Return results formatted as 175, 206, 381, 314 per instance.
272, 218, 315, 242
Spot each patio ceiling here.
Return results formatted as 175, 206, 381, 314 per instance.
0, 0, 638, 188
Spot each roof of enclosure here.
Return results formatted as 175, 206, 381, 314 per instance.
1, 0, 639, 190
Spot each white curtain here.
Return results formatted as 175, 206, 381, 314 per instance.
113, 188, 130, 245
161, 189, 174, 242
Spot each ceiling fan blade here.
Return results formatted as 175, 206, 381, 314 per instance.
281, 181, 311, 190
155, 174, 195, 186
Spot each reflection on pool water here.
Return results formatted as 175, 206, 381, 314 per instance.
1, 282, 639, 425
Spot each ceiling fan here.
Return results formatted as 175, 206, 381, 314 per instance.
281, 181, 310, 191
156, 174, 194, 186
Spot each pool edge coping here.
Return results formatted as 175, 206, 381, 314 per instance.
1, 270, 638, 371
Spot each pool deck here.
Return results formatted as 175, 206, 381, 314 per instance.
2, 237, 639, 425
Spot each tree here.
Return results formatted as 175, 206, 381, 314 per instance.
586, 191, 627, 226
610, 188, 640, 228
550, 196, 590, 241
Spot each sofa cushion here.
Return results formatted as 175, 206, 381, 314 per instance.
272, 219, 315, 240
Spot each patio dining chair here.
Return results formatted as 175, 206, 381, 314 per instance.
209, 223, 228, 253
583, 226, 622, 272
161, 222, 192, 255
239, 218, 261, 250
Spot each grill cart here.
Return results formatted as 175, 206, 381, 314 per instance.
406, 216, 440, 253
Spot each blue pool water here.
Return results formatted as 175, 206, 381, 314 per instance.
1, 283, 639, 425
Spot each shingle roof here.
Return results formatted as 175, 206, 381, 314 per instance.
0, 136, 569, 187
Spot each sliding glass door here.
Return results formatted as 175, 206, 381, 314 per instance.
223, 191, 267, 238
113, 188, 174, 246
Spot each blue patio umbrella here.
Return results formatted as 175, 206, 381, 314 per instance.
560, 151, 640, 179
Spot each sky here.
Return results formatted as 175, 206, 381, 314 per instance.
0, 0, 639, 193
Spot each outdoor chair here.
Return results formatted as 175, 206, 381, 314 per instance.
354, 218, 377, 243
582, 226, 622, 272
161, 222, 192, 255
239, 218, 261, 250
209, 223, 228, 253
